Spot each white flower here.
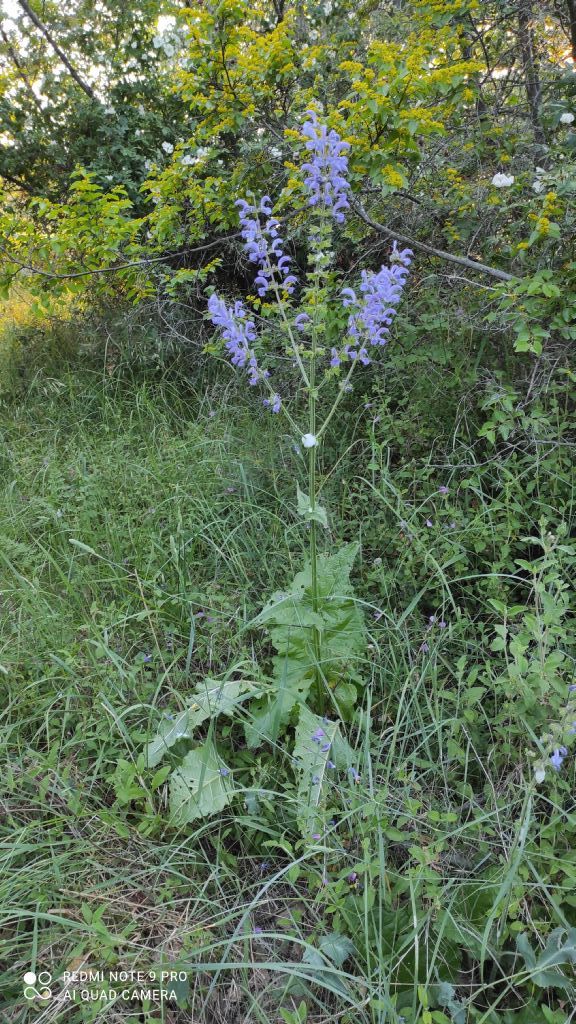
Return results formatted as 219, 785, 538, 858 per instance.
491, 173, 515, 188
301, 434, 318, 448
560, 111, 574, 124
270, 146, 282, 158
181, 154, 195, 166
138, 104, 145, 115
161, 141, 174, 154
534, 767, 546, 784
532, 179, 545, 193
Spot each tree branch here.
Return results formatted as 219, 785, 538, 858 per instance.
0, 25, 47, 116
0, 232, 241, 282
351, 200, 515, 282
17, 0, 97, 101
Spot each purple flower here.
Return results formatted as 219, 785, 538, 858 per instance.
569, 685, 576, 693
343, 244, 412, 350
235, 196, 296, 296
321, 742, 331, 752
312, 728, 325, 743
219, 767, 230, 776
311, 833, 322, 841
550, 747, 568, 770
327, 760, 335, 769
312, 774, 320, 785
330, 347, 341, 368
253, 926, 263, 934
347, 872, 358, 883
263, 393, 282, 413
300, 111, 351, 223
294, 312, 310, 331
426, 519, 433, 528
419, 642, 430, 653
208, 293, 261, 383
438, 486, 449, 495
348, 767, 360, 783
438, 620, 447, 629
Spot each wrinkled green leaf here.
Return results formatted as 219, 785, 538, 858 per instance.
169, 741, 233, 825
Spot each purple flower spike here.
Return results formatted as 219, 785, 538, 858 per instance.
235, 197, 297, 296
342, 243, 411, 353
301, 110, 351, 223
208, 293, 265, 383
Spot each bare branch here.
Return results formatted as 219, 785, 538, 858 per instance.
0, 232, 241, 282
17, 0, 97, 101
351, 200, 515, 283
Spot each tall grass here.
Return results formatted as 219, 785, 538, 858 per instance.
1, 365, 574, 1023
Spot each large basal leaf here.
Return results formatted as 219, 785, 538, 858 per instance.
244, 658, 312, 748
516, 928, 576, 991
169, 741, 233, 826
147, 677, 261, 768
247, 543, 366, 743
294, 705, 339, 837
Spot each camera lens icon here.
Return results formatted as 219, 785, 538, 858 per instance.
23, 970, 52, 1000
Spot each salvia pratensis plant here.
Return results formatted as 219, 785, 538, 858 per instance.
147, 111, 412, 833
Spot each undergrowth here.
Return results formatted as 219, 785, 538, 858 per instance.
0, 355, 575, 1023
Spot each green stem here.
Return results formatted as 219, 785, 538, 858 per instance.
307, 211, 332, 703
308, 313, 322, 700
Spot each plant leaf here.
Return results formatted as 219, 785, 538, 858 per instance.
146, 677, 261, 767
294, 705, 339, 837
297, 483, 328, 527
169, 741, 233, 825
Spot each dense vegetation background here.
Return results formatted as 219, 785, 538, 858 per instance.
0, 1, 575, 1022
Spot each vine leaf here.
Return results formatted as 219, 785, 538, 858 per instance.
169, 741, 233, 825
147, 677, 261, 767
